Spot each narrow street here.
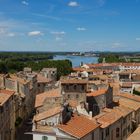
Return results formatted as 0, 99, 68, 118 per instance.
16, 121, 33, 140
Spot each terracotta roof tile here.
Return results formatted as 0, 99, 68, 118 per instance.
68, 100, 79, 108
0, 89, 15, 106
96, 110, 122, 128
34, 106, 61, 122
57, 114, 100, 139
127, 125, 140, 140
119, 98, 140, 111
37, 74, 52, 83
87, 89, 107, 97
118, 93, 140, 102
61, 79, 88, 84
35, 88, 62, 108
86, 63, 140, 68
9, 74, 29, 84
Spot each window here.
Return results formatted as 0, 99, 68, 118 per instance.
42, 136, 48, 140
106, 127, 109, 136
101, 131, 104, 140
123, 129, 126, 137
81, 85, 85, 90
92, 132, 94, 140
74, 85, 77, 90
0, 107, 3, 113
76, 94, 79, 99
128, 125, 130, 132
66, 85, 69, 90
67, 94, 70, 99
116, 128, 120, 138
123, 118, 126, 124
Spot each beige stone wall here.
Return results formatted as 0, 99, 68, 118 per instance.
135, 109, 140, 127
62, 84, 87, 93
37, 97, 62, 113
5, 78, 16, 91
64, 92, 86, 103
0, 96, 15, 140
100, 119, 122, 140
121, 113, 133, 139
81, 133, 92, 140
106, 86, 113, 106
0, 76, 4, 88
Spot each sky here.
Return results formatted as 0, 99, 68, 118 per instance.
0, 0, 140, 52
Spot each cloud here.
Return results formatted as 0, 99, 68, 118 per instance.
55, 37, 63, 41
68, 1, 79, 7
51, 31, 66, 35
21, 1, 29, 6
28, 31, 43, 36
0, 27, 6, 34
77, 27, 86, 31
136, 38, 140, 41
111, 42, 121, 48
51, 31, 66, 41
0, 27, 15, 37
7, 33, 15, 37
32, 13, 61, 21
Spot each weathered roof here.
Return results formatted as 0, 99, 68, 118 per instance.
37, 74, 52, 83
8, 74, 29, 85
57, 114, 100, 139
127, 125, 140, 140
118, 92, 140, 102
120, 82, 132, 88
96, 109, 122, 128
87, 89, 107, 97
61, 79, 88, 84
0, 89, 15, 106
119, 98, 140, 111
34, 106, 61, 122
35, 88, 62, 108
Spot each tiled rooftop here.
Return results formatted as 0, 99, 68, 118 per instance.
87, 89, 107, 97
35, 88, 62, 108
57, 114, 100, 139
121, 82, 132, 88
9, 74, 29, 84
118, 92, 140, 102
127, 125, 140, 140
34, 106, 61, 122
37, 74, 52, 83
86, 63, 140, 68
95, 109, 122, 128
60, 78, 88, 84
0, 89, 15, 106
119, 98, 140, 111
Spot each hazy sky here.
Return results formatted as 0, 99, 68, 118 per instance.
0, 0, 140, 52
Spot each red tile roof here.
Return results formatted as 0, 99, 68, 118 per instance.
61, 79, 88, 84
58, 114, 100, 139
118, 92, 140, 102
87, 89, 107, 97
0, 89, 15, 106
96, 110, 122, 128
37, 74, 52, 83
35, 88, 62, 108
34, 106, 61, 122
119, 98, 140, 111
121, 82, 132, 88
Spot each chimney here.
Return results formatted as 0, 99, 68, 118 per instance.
89, 111, 92, 119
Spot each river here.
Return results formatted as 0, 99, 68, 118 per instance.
53, 55, 98, 67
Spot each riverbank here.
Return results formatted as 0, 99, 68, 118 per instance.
53, 55, 98, 67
